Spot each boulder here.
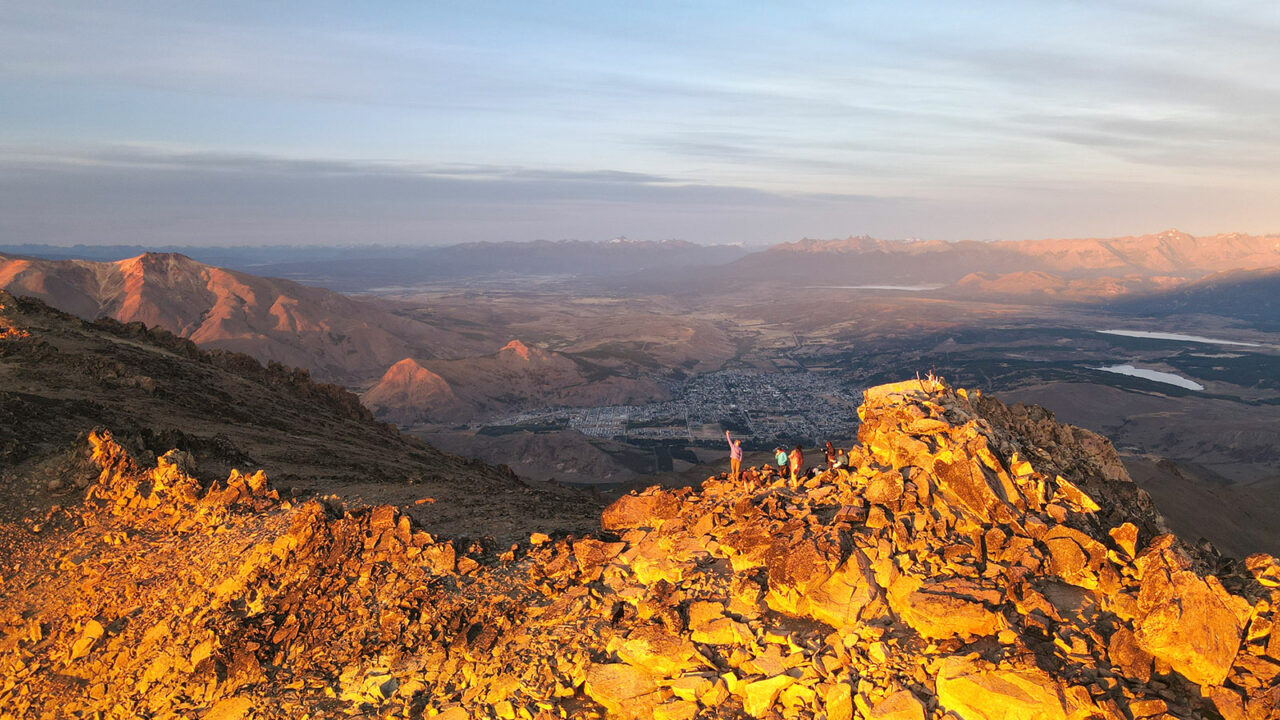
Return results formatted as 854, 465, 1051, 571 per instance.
203, 697, 256, 720
891, 577, 1005, 641
935, 656, 1071, 720
865, 471, 905, 505
868, 689, 926, 720
1041, 526, 1106, 588
1106, 627, 1153, 682
584, 663, 665, 719
930, 452, 1010, 525
741, 674, 796, 718
1134, 544, 1243, 686
602, 490, 681, 531
614, 625, 705, 677
769, 547, 879, 631
824, 681, 854, 720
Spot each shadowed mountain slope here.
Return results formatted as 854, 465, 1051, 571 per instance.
2, 377, 1276, 718
1105, 267, 1280, 331
0, 291, 597, 544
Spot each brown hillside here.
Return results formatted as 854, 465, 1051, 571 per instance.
948, 271, 1184, 301
0, 291, 597, 545
362, 358, 459, 424
0, 251, 486, 382
368, 339, 666, 423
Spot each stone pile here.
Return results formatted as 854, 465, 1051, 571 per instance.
2, 379, 1277, 719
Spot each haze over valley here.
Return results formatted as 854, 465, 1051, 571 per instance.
5, 229, 1280, 555
5, 3, 1280, 717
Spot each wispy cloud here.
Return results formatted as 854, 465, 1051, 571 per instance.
3, 2, 1280, 241
0, 147, 908, 245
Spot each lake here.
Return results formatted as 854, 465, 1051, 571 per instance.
1097, 329, 1260, 347
1094, 364, 1204, 391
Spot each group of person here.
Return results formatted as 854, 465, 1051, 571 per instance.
725, 431, 847, 483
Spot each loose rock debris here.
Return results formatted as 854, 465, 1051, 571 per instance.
2, 378, 1278, 718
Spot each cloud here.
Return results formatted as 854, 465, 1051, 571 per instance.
1016, 113, 1280, 172
0, 148, 690, 185
0, 147, 905, 245
4, 3, 1280, 243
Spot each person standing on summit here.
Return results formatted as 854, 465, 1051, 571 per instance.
726, 430, 743, 481
774, 447, 789, 479
788, 444, 804, 482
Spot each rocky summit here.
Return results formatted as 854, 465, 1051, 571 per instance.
3, 378, 1279, 719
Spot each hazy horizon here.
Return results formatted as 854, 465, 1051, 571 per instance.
4, 2, 1280, 246
5, 227, 1278, 255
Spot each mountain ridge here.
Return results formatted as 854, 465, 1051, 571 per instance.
14, 228, 1277, 296
0, 290, 597, 543
719, 229, 1280, 288
0, 251, 487, 383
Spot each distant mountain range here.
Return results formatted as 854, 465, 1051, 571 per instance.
0, 239, 753, 292
717, 229, 1280, 287
0, 251, 488, 382
5, 230, 1280, 424
6, 230, 1277, 294
257, 239, 751, 291
0, 251, 689, 419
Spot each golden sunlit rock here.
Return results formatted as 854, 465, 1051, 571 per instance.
1, 376, 1276, 718
935, 656, 1076, 720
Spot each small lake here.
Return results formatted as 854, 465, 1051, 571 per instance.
1094, 364, 1204, 391
1097, 329, 1260, 347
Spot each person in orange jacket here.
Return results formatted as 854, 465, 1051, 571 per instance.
788, 444, 804, 481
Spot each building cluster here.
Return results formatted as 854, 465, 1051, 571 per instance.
485, 370, 863, 446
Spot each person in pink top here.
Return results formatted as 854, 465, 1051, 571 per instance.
726, 430, 743, 481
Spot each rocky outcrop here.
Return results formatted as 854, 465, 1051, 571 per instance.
2, 378, 1277, 718
500, 339, 539, 363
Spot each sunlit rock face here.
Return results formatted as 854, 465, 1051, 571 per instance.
0, 251, 485, 383
362, 357, 458, 424
3, 379, 1277, 718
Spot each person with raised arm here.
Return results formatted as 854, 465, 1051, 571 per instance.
726, 429, 743, 482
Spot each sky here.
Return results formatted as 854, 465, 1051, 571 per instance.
2, 1, 1280, 246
